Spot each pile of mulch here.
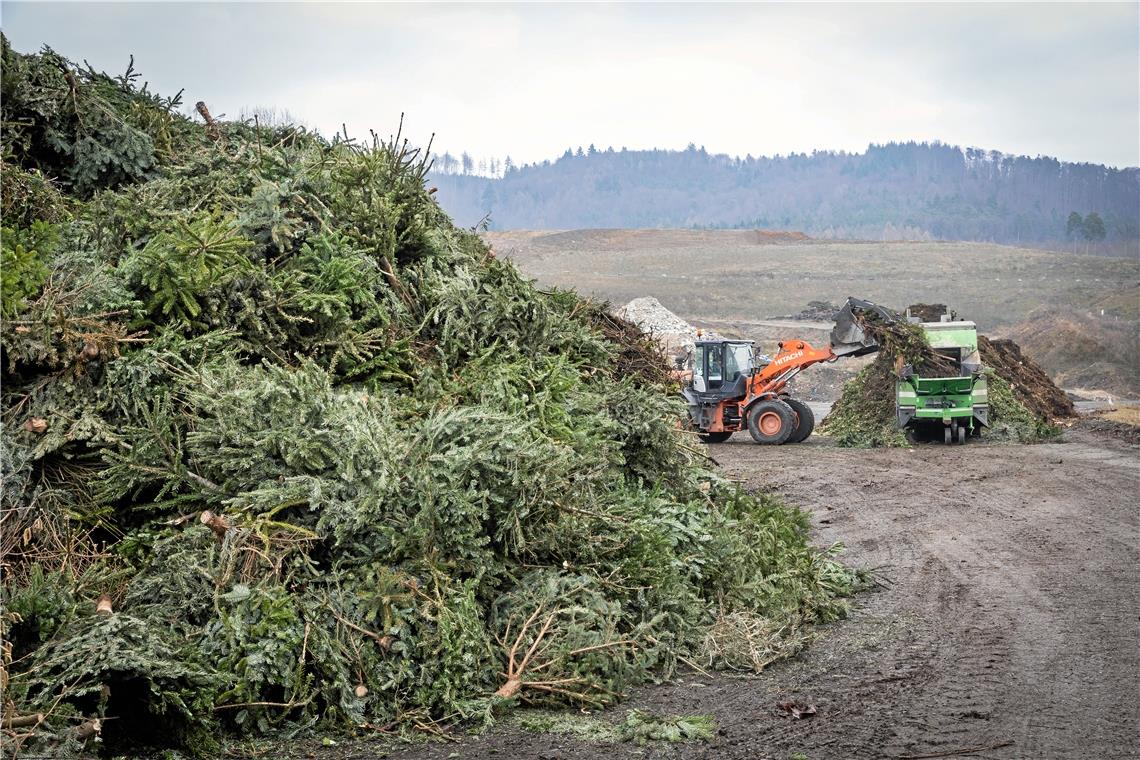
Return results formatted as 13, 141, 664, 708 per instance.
587, 303, 677, 387
904, 304, 1073, 420
907, 304, 1073, 419
790, 300, 841, 321
906, 303, 948, 322
978, 336, 1075, 419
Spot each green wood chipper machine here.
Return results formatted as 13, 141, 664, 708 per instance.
895, 310, 989, 444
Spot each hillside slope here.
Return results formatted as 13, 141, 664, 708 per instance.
431, 143, 1138, 249
997, 304, 1140, 398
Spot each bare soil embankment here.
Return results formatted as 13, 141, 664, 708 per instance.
996, 303, 1140, 399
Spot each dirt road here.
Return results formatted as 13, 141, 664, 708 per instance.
700, 424, 1140, 759
370, 424, 1139, 760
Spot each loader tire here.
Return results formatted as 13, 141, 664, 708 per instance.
784, 398, 815, 443
747, 400, 795, 445
699, 431, 733, 444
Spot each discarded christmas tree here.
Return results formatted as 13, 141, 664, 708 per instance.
0, 40, 860, 756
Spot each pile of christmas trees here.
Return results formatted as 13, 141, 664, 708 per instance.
0, 40, 859, 756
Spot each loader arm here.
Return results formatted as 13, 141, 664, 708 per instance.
747, 340, 838, 398
743, 298, 899, 399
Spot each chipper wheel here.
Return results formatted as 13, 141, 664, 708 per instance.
946, 420, 968, 445
699, 431, 734, 444
783, 398, 815, 444
747, 399, 796, 445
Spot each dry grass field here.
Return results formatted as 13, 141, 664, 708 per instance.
487, 230, 1140, 397
1102, 403, 1140, 426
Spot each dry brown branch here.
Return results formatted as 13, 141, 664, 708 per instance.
378, 256, 414, 308
493, 605, 633, 704
186, 471, 220, 491
411, 718, 458, 741
213, 696, 312, 712
553, 501, 629, 523
566, 639, 637, 658
2, 713, 44, 729
328, 607, 393, 651
1, 497, 111, 585
676, 653, 713, 679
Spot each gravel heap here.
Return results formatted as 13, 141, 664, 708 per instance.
615, 296, 721, 360
616, 296, 696, 335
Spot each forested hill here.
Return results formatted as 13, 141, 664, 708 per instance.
428, 142, 1139, 248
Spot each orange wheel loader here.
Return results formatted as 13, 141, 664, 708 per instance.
681, 298, 892, 444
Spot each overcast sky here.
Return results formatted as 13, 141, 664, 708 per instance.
3, 2, 1138, 168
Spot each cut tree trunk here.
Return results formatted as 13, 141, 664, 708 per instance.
199, 510, 231, 537
494, 678, 522, 699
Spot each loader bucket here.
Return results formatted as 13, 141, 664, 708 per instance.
830, 297, 900, 357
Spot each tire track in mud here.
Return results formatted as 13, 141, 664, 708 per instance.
710, 426, 1139, 760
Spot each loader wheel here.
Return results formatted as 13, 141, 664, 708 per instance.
958, 424, 967, 445
699, 431, 733, 444
944, 425, 952, 445
784, 398, 815, 444
747, 400, 795, 445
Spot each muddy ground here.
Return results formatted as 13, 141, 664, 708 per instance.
305, 422, 1138, 760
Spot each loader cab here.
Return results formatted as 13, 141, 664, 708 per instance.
691, 340, 754, 398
